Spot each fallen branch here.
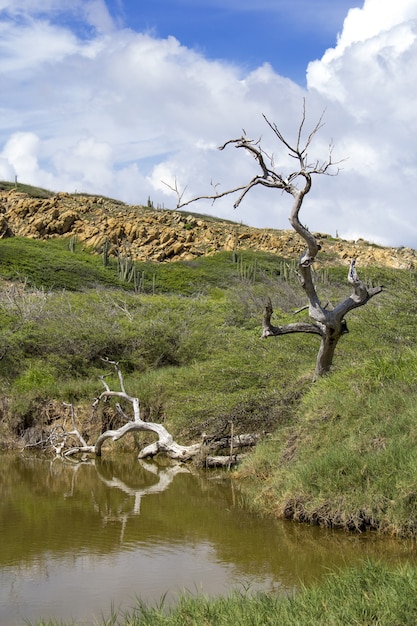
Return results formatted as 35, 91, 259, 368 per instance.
198, 454, 248, 468
26, 360, 261, 466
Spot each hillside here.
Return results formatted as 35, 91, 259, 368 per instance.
0, 183, 416, 269
3, 181, 417, 539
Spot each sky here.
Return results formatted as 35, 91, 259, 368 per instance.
0, 0, 417, 248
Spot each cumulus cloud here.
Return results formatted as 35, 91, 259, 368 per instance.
1, 132, 40, 179
0, 0, 417, 247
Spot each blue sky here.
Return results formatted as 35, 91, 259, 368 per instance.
1, 0, 417, 248
104, 0, 362, 85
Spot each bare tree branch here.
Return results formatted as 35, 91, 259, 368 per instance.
161, 177, 188, 205
262, 297, 323, 338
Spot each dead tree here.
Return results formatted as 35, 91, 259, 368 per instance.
31, 359, 259, 465
176, 104, 383, 379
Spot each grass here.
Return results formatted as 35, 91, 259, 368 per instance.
236, 290, 417, 535
31, 560, 417, 625
0, 237, 123, 290
0, 180, 54, 198
0, 236, 291, 295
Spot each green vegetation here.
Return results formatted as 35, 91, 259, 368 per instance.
237, 270, 417, 536
0, 236, 288, 294
0, 237, 123, 289
32, 561, 417, 625
1, 236, 417, 537
1, 232, 417, 537
114, 560, 417, 625
0, 239, 311, 441
0, 180, 54, 198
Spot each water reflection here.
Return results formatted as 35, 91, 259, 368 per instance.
82, 459, 190, 543
0, 453, 415, 626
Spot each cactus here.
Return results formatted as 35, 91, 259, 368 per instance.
237, 255, 257, 283
102, 238, 110, 267
68, 236, 77, 253
232, 226, 239, 263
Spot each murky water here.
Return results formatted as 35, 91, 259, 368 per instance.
0, 452, 415, 625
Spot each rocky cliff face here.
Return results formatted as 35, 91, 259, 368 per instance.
1, 188, 416, 269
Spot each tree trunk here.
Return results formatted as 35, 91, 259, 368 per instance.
314, 326, 343, 380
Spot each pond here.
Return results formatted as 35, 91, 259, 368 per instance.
0, 452, 415, 625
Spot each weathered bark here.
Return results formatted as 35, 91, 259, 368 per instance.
283, 178, 382, 378
314, 324, 344, 380
262, 253, 382, 379
262, 298, 323, 339
262, 196, 382, 379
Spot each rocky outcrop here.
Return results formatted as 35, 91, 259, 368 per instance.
0, 188, 416, 269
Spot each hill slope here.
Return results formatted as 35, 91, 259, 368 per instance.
0, 184, 416, 269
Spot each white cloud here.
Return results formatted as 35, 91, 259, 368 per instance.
307, 20, 417, 108
0, 20, 78, 73
1, 132, 40, 177
333, 0, 417, 53
0, 157, 15, 181
81, 0, 115, 32
0, 131, 56, 189
53, 137, 113, 189
1, 1, 417, 247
